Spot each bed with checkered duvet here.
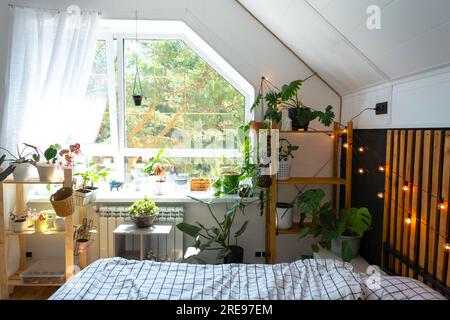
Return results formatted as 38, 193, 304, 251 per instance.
49, 258, 447, 300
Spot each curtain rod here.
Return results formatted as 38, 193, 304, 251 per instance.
8, 3, 102, 15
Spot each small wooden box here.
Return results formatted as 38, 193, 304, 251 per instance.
190, 178, 211, 191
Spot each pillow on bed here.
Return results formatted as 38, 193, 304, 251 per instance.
359, 273, 447, 300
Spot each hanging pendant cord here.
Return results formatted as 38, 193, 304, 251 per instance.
133, 10, 142, 95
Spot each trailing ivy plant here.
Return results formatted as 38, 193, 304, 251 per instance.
296, 189, 372, 262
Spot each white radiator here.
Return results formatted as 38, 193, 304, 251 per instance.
97, 206, 184, 262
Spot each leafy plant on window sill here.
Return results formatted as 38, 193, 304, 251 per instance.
0, 143, 40, 181
297, 188, 373, 262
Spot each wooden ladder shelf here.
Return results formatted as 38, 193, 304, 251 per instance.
265, 121, 353, 263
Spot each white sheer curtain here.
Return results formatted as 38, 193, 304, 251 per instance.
0, 6, 101, 151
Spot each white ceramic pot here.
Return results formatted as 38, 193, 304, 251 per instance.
154, 181, 166, 195
277, 160, 291, 181
11, 219, 28, 233
36, 162, 57, 181
331, 236, 361, 258
276, 203, 293, 230
74, 189, 93, 206
12, 162, 32, 181
85, 186, 99, 201
54, 216, 65, 232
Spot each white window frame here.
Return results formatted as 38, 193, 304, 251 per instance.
83, 21, 255, 182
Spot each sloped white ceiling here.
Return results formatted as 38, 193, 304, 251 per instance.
238, 0, 450, 95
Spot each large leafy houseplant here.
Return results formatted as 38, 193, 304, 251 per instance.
177, 192, 256, 263
297, 189, 372, 262
251, 80, 335, 131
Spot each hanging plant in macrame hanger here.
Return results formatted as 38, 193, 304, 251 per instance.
132, 10, 144, 106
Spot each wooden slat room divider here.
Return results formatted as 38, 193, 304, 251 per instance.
383, 129, 450, 288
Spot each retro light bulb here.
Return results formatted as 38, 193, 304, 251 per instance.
377, 192, 384, 199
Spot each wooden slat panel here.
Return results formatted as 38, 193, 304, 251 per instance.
382, 130, 393, 248
395, 130, 407, 274
389, 130, 400, 271
0, 182, 8, 299
437, 131, 450, 282
402, 130, 415, 276
428, 131, 443, 278
410, 131, 423, 278
419, 131, 433, 282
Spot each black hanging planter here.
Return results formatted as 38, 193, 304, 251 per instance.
288, 108, 310, 131
132, 66, 144, 106
223, 246, 244, 264
133, 95, 143, 106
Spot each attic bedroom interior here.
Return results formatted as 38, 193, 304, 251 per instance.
0, 0, 449, 306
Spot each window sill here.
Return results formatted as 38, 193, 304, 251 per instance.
28, 190, 258, 204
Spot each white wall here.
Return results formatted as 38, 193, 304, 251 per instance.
342, 66, 450, 129
0, 1, 340, 291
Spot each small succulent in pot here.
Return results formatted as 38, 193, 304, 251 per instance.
129, 196, 159, 228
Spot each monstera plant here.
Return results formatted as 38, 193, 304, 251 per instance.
297, 189, 372, 262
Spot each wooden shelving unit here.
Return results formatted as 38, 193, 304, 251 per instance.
0, 168, 74, 299
265, 122, 353, 263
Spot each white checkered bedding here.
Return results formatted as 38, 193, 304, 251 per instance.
359, 273, 447, 300
49, 258, 364, 300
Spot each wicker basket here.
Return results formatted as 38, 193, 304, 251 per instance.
50, 187, 74, 217
190, 178, 211, 191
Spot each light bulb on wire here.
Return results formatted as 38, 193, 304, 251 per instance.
445, 243, 450, 251
357, 168, 365, 175
343, 143, 349, 149
405, 214, 412, 225
438, 201, 446, 210
377, 192, 384, 199
402, 184, 410, 192
378, 165, 385, 173
357, 146, 365, 153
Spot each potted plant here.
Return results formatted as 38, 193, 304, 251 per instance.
0, 143, 40, 181
34, 211, 49, 233
278, 138, 299, 181
297, 189, 372, 262
251, 80, 335, 131
129, 196, 159, 228
36, 144, 61, 181
74, 166, 109, 203
177, 195, 252, 263
144, 149, 172, 195
10, 212, 29, 233
74, 218, 94, 254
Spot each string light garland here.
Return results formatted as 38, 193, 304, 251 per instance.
350, 128, 449, 254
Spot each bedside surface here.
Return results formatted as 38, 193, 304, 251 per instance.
313, 250, 371, 274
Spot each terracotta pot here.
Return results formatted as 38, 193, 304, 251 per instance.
77, 239, 91, 253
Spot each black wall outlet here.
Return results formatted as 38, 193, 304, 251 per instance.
255, 251, 266, 258
26, 251, 32, 258
375, 102, 388, 115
